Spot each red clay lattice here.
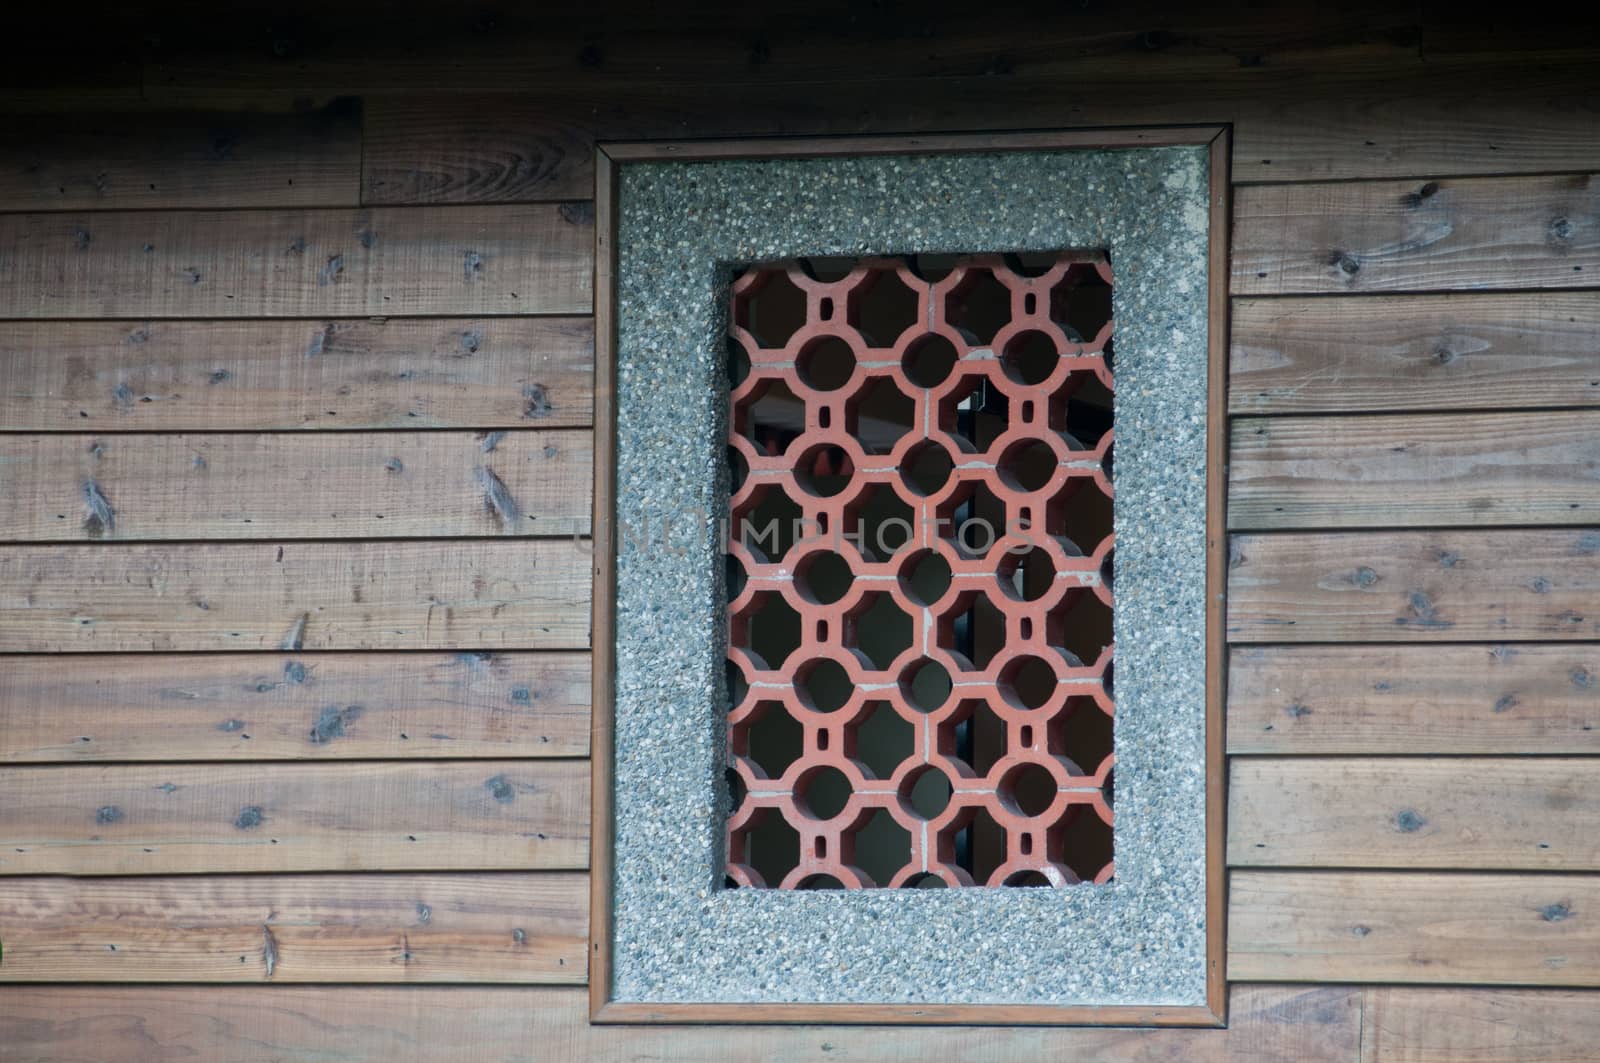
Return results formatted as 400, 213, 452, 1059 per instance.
725, 253, 1114, 889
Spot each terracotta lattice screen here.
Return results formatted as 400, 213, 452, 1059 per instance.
724, 253, 1115, 890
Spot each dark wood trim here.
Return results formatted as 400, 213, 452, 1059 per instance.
586, 145, 620, 1022
1205, 128, 1234, 1024
588, 127, 1229, 1028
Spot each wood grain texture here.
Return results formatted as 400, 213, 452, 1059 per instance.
1230, 758, 1600, 869
0, 652, 589, 762
0, 540, 591, 652
1233, 174, 1600, 294
0, 760, 587, 874
1230, 870, 1600, 985
0, 317, 594, 430
1364, 986, 1600, 1063
1229, 294, 1600, 414
1228, 645, 1600, 754
1228, 530, 1600, 642
363, 98, 593, 204
0, 873, 585, 983
0, 205, 592, 318
1229, 412, 1600, 529
0, 431, 592, 540
0, 984, 1363, 1063
0, 100, 361, 211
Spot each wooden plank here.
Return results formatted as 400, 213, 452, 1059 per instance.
1229, 412, 1600, 529
0, 873, 585, 983
0, 540, 591, 652
363, 98, 593, 204
1365, 986, 1600, 1063
1230, 758, 1600, 869
0, 100, 361, 211
1230, 870, 1600, 985
1228, 645, 1600, 754
0, 431, 592, 540
0, 652, 589, 762
0, 205, 592, 318
0, 760, 587, 875
1229, 294, 1600, 414
0, 984, 1363, 1063
1228, 530, 1600, 643
0, 317, 594, 430
1233, 174, 1600, 295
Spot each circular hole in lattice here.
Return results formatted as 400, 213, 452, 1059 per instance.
902, 765, 953, 819
852, 807, 911, 885
797, 658, 853, 713
802, 257, 855, 282
900, 549, 952, 606
1001, 655, 1058, 711
1007, 252, 1059, 278
901, 442, 954, 497
725, 553, 747, 601
797, 336, 856, 392
1003, 870, 1053, 887
1061, 804, 1114, 882
998, 439, 1058, 493
852, 593, 913, 671
1003, 329, 1059, 385
727, 342, 751, 389
734, 591, 801, 669
736, 269, 808, 349
908, 253, 959, 282
857, 270, 920, 345
741, 702, 803, 780
793, 443, 854, 499
947, 269, 1011, 345
797, 873, 846, 890
799, 765, 852, 820
1000, 546, 1056, 602
902, 333, 959, 388
852, 377, 916, 454
901, 658, 952, 713
726, 659, 749, 709
725, 766, 747, 815
797, 551, 853, 605
1001, 762, 1058, 818
726, 445, 748, 494
1100, 547, 1114, 595
849, 702, 913, 781
905, 872, 948, 889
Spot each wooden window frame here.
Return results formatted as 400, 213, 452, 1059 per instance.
590, 127, 1231, 1027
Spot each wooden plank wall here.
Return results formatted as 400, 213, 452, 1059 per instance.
4, 5, 1600, 1060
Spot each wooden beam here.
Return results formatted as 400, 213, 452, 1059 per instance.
1229, 411, 1600, 529
0, 540, 592, 652
0, 652, 589, 762
0, 760, 588, 874
1228, 530, 1600, 642
0, 431, 592, 540
1230, 294, 1600, 415
1230, 758, 1600, 869
1230, 870, 1600, 985
0, 984, 1363, 1062
1228, 645, 1600, 754
0, 873, 585, 983
1364, 986, 1600, 1063
0, 317, 594, 431
0, 100, 362, 211
1233, 174, 1600, 295
0, 205, 592, 318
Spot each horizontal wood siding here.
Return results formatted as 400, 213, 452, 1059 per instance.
0, 652, 590, 762
0, 431, 592, 540
0, 761, 588, 874
0, 205, 592, 317
0, 873, 586, 982
0, 317, 594, 430
0, 540, 591, 651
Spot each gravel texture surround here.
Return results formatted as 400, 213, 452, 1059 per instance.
607, 144, 1211, 1007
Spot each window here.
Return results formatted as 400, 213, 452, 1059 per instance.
592, 130, 1228, 1024
725, 253, 1115, 891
